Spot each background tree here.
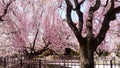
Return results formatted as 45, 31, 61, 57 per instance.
0, 0, 120, 68
0, 0, 78, 58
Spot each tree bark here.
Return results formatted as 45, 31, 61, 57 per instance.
79, 38, 95, 68
79, 45, 94, 68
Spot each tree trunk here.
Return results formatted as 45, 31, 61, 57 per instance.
79, 45, 95, 68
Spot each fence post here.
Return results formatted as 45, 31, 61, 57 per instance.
110, 60, 113, 68
4, 57, 6, 68
39, 60, 41, 68
113, 57, 115, 68
63, 55, 65, 67
20, 57, 22, 68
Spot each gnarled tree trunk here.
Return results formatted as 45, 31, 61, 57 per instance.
78, 38, 96, 68
80, 45, 94, 68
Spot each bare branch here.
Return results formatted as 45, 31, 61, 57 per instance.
24, 37, 51, 58
96, 0, 119, 46
101, 0, 109, 7
110, 0, 114, 9
42, 37, 51, 49
101, 0, 109, 14
86, 0, 100, 39
74, 0, 85, 7
115, 6, 120, 13
89, 0, 101, 13
73, 0, 85, 34
65, 0, 83, 42
30, 23, 41, 54
32, 28, 39, 50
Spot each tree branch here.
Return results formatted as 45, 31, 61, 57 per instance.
2, 0, 6, 4
115, 0, 120, 2
0, 0, 15, 21
32, 28, 39, 51
110, 0, 114, 9
24, 37, 51, 58
89, 0, 101, 13
65, 0, 83, 42
30, 23, 41, 54
31, 37, 51, 56
96, 0, 119, 46
102, 0, 109, 7
115, 6, 120, 13
86, 0, 100, 41
73, 0, 85, 34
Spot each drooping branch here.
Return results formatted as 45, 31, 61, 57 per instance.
96, 0, 120, 46
0, 0, 15, 21
73, 0, 85, 34
65, 0, 83, 42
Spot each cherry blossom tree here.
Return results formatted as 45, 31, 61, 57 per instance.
42, 9, 78, 53
64, 0, 120, 68
0, 0, 120, 68
0, 0, 48, 57
0, 0, 78, 58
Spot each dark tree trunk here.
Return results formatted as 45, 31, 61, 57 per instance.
79, 45, 94, 68
78, 37, 96, 68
